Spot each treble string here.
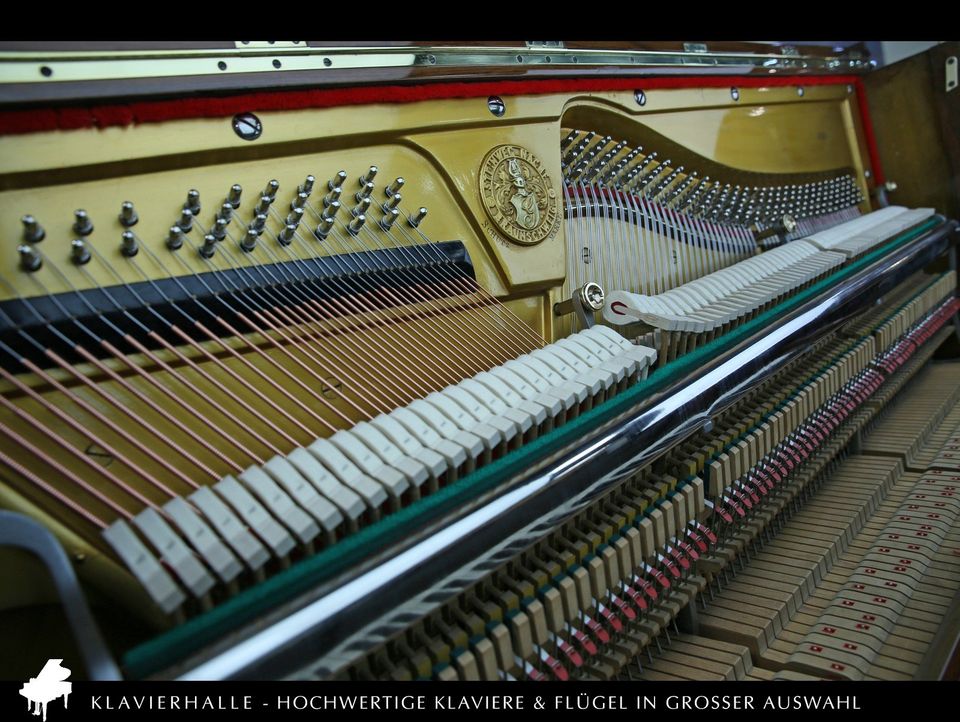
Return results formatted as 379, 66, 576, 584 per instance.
186, 216, 418, 410
76, 245, 298, 453
274, 201, 482, 382
358, 195, 543, 352
331, 216, 534, 364
120, 231, 342, 435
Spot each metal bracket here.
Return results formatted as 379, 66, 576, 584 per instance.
947, 56, 957, 93
554, 282, 604, 329
234, 41, 304, 49
0, 511, 121, 680
683, 43, 708, 54
871, 180, 899, 208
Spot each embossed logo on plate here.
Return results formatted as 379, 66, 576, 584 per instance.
479, 145, 558, 246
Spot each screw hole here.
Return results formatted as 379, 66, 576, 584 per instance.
218, 61, 227, 71
40, 66, 52, 77
323, 57, 332, 67
516, 55, 524, 63
272, 59, 281, 69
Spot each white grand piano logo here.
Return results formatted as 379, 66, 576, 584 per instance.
20, 659, 72, 721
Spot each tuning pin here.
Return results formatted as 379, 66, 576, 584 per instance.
217, 202, 234, 223
199, 234, 218, 258
18, 244, 42, 272
240, 227, 259, 252
359, 166, 378, 187
407, 207, 427, 228
177, 208, 194, 233
166, 226, 185, 250
71, 238, 91, 265
379, 208, 400, 231
323, 200, 341, 222
261, 180, 279, 202
324, 186, 342, 207
250, 213, 267, 233
352, 197, 371, 217
119, 201, 139, 227
278, 223, 297, 245
384, 177, 404, 197
212, 217, 229, 241
226, 184, 243, 209
120, 230, 139, 257
348, 213, 366, 235
299, 175, 315, 196
328, 170, 347, 191
73, 209, 94, 236
184, 189, 201, 215
285, 207, 304, 228
254, 195, 272, 216
383, 192, 402, 212
355, 181, 374, 203
291, 191, 309, 211
314, 216, 335, 240
21, 215, 45, 243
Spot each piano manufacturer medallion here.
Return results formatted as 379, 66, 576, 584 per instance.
479, 145, 559, 246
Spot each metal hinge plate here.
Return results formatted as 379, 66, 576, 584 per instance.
235, 41, 305, 49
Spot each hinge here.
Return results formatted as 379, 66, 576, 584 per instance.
947, 56, 958, 93
234, 41, 305, 49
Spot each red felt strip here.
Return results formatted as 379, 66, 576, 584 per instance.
0, 73, 883, 184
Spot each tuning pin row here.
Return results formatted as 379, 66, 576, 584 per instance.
14, 168, 421, 273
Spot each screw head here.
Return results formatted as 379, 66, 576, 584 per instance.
487, 96, 505, 117
634, 89, 646, 106
232, 112, 262, 141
